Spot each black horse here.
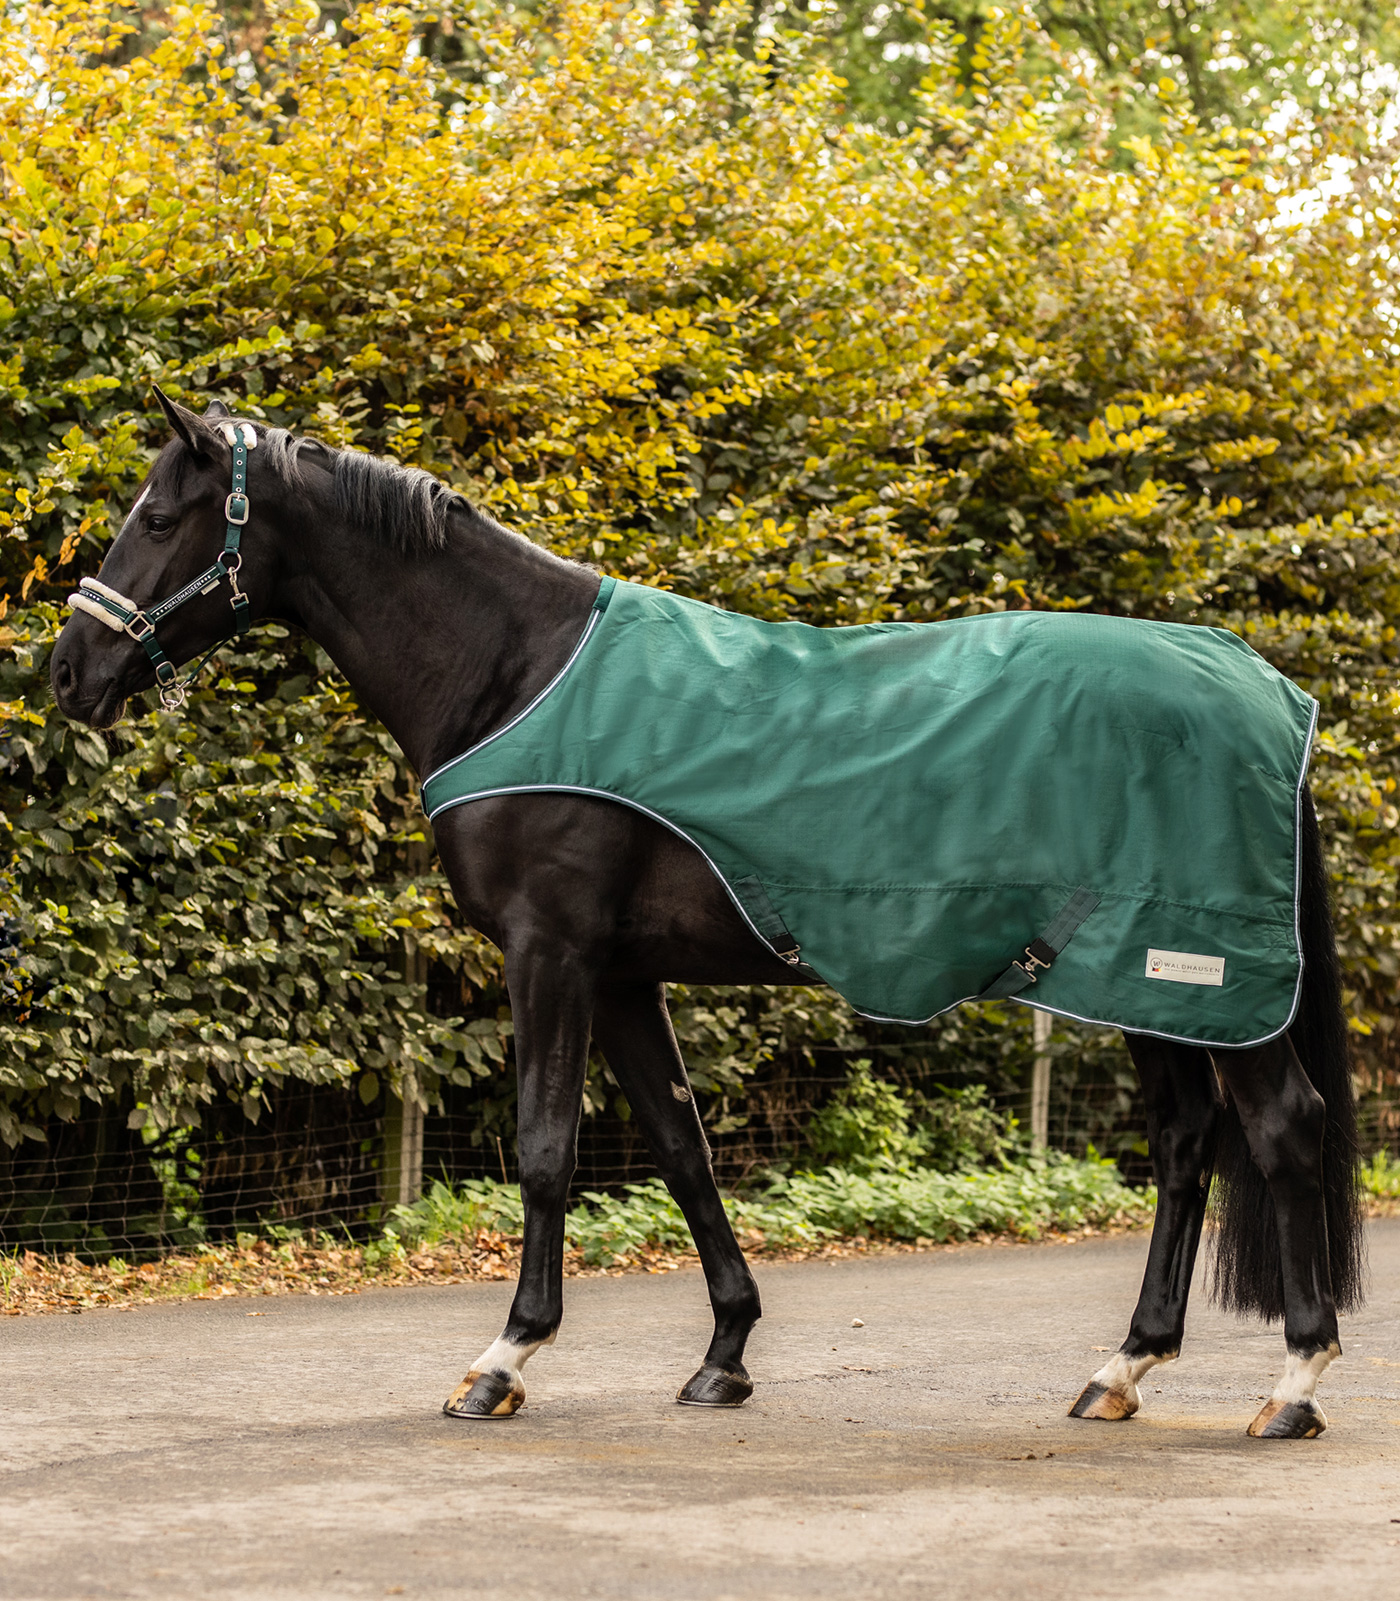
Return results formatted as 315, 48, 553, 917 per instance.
51, 394, 1364, 1437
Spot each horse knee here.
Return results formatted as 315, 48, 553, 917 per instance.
516, 1147, 575, 1207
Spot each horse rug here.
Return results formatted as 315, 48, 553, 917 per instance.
422, 576, 1318, 1048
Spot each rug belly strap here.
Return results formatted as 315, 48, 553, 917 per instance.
979, 887, 1102, 1001
732, 874, 825, 983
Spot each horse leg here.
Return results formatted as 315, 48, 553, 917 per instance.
443, 947, 593, 1420
592, 980, 761, 1406
1070, 1033, 1220, 1420
1214, 1035, 1340, 1438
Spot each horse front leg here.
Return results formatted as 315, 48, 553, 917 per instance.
592, 980, 761, 1407
443, 945, 594, 1420
1070, 1033, 1220, 1421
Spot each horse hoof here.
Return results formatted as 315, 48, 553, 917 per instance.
1069, 1380, 1138, 1421
676, 1362, 753, 1407
443, 1369, 524, 1419
1247, 1398, 1326, 1439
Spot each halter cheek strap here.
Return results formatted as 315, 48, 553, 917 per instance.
67, 423, 255, 712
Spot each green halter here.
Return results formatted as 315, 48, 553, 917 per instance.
67, 425, 253, 711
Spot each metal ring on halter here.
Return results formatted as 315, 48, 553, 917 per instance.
154, 660, 186, 714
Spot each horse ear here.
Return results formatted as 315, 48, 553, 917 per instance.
203, 399, 231, 420
152, 385, 221, 461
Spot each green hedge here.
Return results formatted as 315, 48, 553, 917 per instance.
1, 1, 1398, 1151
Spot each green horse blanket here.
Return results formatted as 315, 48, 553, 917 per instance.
422, 577, 1317, 1048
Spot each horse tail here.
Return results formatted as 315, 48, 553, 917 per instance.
1210, 786, 1366, 1319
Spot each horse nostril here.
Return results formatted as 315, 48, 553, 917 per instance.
53, 653, 74, 695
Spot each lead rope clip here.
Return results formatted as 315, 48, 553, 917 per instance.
158, 667, 188, 714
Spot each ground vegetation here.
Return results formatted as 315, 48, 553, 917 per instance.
0, 1, 1398, 1227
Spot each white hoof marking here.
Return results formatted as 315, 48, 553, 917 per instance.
469, 1332, 552, 1392
1089, 1349, 1171, 1412
1271, 1345, 1339, 1409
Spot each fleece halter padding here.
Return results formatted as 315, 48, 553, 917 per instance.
68, 577, 140, 633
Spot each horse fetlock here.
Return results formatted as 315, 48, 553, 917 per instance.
502, 1321, 559, 1349
712, 1295, 761, 1339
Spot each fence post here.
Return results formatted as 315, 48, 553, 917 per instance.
383, 917, 430, 1212
383, 1076, 425, 1212
1030, 1009, 1052, 1150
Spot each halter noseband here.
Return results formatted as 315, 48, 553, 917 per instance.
67, 422, 255, 712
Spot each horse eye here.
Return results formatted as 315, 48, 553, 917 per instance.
146, 514, 173, 535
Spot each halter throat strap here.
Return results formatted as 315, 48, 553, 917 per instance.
67, 425, 254, 712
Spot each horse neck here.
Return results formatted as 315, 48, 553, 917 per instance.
277, 499, 598, 779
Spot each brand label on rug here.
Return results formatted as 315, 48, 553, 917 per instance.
1144, 948, 1225, 986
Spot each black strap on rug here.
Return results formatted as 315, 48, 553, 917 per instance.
978, 887, 1101, 1000
733, 875, 825, 983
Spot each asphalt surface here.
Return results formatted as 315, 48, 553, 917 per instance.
1, 1220, 1397, 1601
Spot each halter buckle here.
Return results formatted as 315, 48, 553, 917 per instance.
225, 492, 250, 525
124, 612, 155, 643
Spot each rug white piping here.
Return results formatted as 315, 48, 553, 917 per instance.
420, 609, 604, 790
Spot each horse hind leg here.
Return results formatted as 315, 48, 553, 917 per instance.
1213, 1035, 1341, 1439
1249, 1349, 1335, 1439
1070, 1034, 1219, 1421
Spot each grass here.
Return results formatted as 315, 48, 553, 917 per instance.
1361, 1150, 1400, 1210
4, 1148, 1395, 1317
0, 1150, 1154, 1315
383, 1151, 1157, 1267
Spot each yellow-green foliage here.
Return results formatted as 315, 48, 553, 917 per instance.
1, 0, 1398, 1140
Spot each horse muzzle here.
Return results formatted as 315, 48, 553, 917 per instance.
50, 618, 134, 728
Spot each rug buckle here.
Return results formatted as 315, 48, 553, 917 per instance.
1014, 937, 1058, 984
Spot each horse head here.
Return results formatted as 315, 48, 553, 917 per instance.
51, 388, 285, 727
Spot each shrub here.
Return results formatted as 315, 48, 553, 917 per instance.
1, 0, 1398, 1151
388, 1154, 1154, 1264
806, 1061, 930, 1171
806, 1060, 1018, 1172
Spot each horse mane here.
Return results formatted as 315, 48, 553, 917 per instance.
256, 424, 464, 556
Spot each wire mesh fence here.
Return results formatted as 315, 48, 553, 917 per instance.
3, 1030, 1397, 1261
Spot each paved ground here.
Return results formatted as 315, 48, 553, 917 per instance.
1, 1221, 1397, 1601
